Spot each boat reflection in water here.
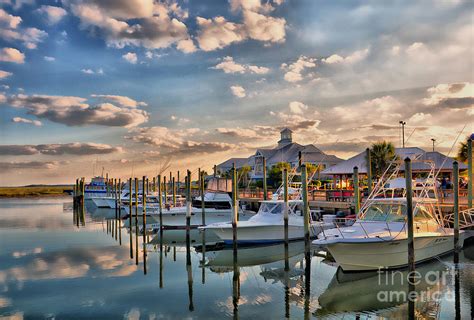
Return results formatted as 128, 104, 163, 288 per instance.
149, 229, 221, 247
315, 244, 474, 318
205, 241, 305, 268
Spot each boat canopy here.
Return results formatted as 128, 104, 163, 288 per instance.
360, 199, 438, 223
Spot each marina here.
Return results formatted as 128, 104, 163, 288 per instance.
1, 1, 473, 319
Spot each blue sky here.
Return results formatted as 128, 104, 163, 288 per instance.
0, 0, 473, 185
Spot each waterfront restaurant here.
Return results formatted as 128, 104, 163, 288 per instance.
217, 128, 342, 180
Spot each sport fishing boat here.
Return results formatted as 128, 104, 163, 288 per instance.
313, 197, 466, 271
202, 199, 334, 244
313, 156, 472, 271
83, 176, 107, 200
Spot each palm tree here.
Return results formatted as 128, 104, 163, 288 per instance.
368, 141, 396, 178
457, 135, 473, 163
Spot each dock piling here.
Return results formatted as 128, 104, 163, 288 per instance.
129, 177, 133, 259
186, 170, 192, 228
301, 164, 310, 250
453, 161, 460, 251
404, 158, 415, 276
468, 139, 472, 208
200, 171, 205, 226
366, 148, 372, 196
353, 166, 360, 214
135, 177, 139, 265
263, 157, 268, 200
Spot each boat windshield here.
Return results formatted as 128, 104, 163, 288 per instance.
259, 202, 284, 215
361, 203, 407, 222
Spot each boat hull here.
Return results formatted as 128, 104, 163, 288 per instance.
123, 209, 254, 229
207, 223, 330, 244
326, 231, 466, 271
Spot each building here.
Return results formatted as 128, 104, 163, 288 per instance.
321, 147, 467, 184
217, 128, 342, 179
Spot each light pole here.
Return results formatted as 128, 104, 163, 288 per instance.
431, 138, 436, 152
399, 121, 406, 148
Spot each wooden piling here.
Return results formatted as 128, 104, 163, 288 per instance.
172, 177, 176, 206
114, 178, 118, 240
118, 178, 122, 245
453, 161, 460, 251
186, 170, 192, 228
301, 165, 310, 249
163, 176, 167, 206
152, 176, 156, 193
142, 176, 147, 245
283, 168, 289, 272
177, 170, 180, 193
263, 157, 268, 200
353, 166, 360, 214
106, 173, 109, 196
404, 158, 415, 275
135, 177, 139, 265
158, 175, 163, 226
129, 177, 133, 259
366, 148, 372, 195
213, 165, 217, 177
468, 139, 472, 208
200, 171, 206, 226
232, 166, 238, 249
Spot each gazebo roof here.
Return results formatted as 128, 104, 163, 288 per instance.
321, 147, 464, 175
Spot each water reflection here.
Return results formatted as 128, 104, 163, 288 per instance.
0, 198, 473, 319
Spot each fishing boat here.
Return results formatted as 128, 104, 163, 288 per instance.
313, 197, 466, 271
202, 199, 334, 244
83, 176, 107, 200
313, 156, 472, 271
122, 191, 255, 229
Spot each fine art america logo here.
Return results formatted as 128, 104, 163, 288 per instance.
376, 267, 460, 303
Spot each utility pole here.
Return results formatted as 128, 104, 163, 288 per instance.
399, 120, 406, 148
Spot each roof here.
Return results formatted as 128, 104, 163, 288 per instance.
280, 127, 293, 133
321, 147, 461, 175
216, 157, 250, 169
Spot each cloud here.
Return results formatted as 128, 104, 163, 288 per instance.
423, 82, 474, 109
288, 101, 308, 115
0, 142, 122, 156
44, 56, 55, 61
7, 94, 149, 127
0, 8, 21, 29
91, 94, 147, 108
122, 52, 137, 64
242, 10, 285, 43
212, 56, 269, 74
281, 56, 316, 83
176, 38, 196, 53
81, 68, 103, 75
0, 47, 24, 63
216, 127, 259, 138
196, 1, 286, 51
12, 116, 42, 126
36, 5, 67, 25
0, 9, 47, 49
0, 161, 61, 171
170, 115, 190, 125
68, 0, 190, 52
125, 126, 235, 156
0, 70, 12, 79
196, 16, 245, 51
322, 48, 370, 64
230, 85, 246, 98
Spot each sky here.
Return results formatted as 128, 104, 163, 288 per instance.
0, 0, 473, 186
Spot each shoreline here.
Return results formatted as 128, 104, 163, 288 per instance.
0, 186, 72, 198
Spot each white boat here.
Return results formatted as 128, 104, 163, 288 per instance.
313, 198, 466, 271
83, 176, 107, 200
123, 191, 255, 229
202, 199, 334, 244
313, 154, 471, 272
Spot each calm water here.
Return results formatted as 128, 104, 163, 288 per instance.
0, 198, 473, 319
